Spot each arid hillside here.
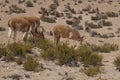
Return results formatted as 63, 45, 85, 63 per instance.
0, 0, 120, 80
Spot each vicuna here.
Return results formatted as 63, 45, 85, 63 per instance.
23, 11, 49, 33
52, 25, 84, 45
8, 17, 32, 42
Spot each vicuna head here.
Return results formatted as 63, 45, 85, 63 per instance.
31, 26, 45, 39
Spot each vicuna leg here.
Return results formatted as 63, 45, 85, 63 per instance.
8, 27, 12, 43
54, 34, 60, 45
13, 31, 17, 42
22, 32, 28, 42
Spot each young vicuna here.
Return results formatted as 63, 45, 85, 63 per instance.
52, 25, 84, 45
8, 17, 32, 42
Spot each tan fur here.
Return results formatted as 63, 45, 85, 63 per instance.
52, 25, 84, 45
8, 17, 31, 42
23, 11, 49, 32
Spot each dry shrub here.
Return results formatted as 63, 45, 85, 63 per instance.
0, 27, 6, 31
27, 37, 53, 50
114, 55, 120, 71
23, 56, 40, 71
7, 42, 32, 57
26, 1, 34, 7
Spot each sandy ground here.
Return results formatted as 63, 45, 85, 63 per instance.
0, 0, 120, 80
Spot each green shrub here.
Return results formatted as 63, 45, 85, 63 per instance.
99, 43, 113, 53
23, 56, 39, 71
10, 5, 26, 13
5, 52, 14, 61
102, 20, 112, 26
0, 27, 6, 31
0, 44, 14, 61
85, 66, 100, 76
7, 42, 32, 57
41, 47, 56, 60
56, 44, 77, 66
26, 1, 34, 7
41, 17, 56, 23
114, 56, 120, 67
15, 57, 23, 65
42, 43, 78, 66
77, 45, 103, 66
87, 53, 103, 66
86, 43, 118, 53
106, 12, 119, 17
27, 37, 53, 50
0, 44, 8, 58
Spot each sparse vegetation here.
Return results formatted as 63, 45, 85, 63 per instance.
9, 5, 26, 14
7, 42, 32, 57
0, 44, 8, 58
114, 55, 120, 71
27, 37, 53, 50
23, 56, 40, 71
41, 17, 56, 23
85, 66, 100, 76
77, 45, 103, 66
41, 43, 78, 66
106, 11, 119, 17
0, 27, 6, 31
26, 1, 34, 7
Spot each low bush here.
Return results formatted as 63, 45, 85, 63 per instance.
114, 55, 120, 71
41, 17, 56, 23
0, 44, 8, 58
0, 27, 6, 31
26, 1, 34, 7
9, 5, 26, 14
27, 37, 53, 50
23, 56, 39, 71
7, 42, 32, 57
85, 66, 100, 76
42, 43, 78, 66
106, 11, 119, 17
99, 43, 118, 53
15, 57, 23, 65
102, 20, 112, 26
77, 45, 103, 66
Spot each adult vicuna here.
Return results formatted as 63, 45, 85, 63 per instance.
8, 17, 31, 43
23, 10, 49, 33
52, 25, 84, 45
8, 11, 48, 43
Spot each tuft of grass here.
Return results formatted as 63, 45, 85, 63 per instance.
7, 42, 32, 57
85, 66, 100, 76
26, 1, 34, 7
5, 52, 14, 61
15, 57, 23, 65
41, 43, 78, 66
86, 43, 118, 53
27, 37, 53, 50
0, 27, 6, 31
41, 17, 56, 23
106, 11, 119, 17
77, 45, 102, 66
55, 43, 77, 66
23, 56, 39, 71
114, 56, 120, 71
0, 44, 8, 58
